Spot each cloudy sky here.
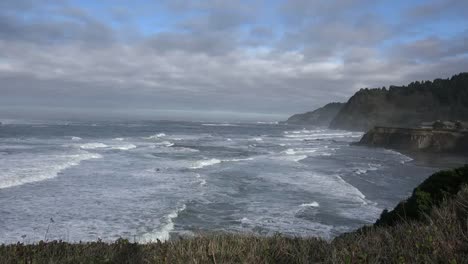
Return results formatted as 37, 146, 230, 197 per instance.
1, 0, 467, 121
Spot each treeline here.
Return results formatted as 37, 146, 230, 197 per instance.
328, 72, 468, 131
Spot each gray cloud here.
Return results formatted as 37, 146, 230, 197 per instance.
0, 0, 467, 121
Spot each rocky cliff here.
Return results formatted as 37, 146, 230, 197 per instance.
357, 126, 468, 153
284, 102, 344, 126
329, 73, 468, 131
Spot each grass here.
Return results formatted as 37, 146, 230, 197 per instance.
1, 166, 468, 263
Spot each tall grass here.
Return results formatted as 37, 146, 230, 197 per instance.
1, 186, 467, 263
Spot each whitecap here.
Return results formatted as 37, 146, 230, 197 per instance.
71, 136, 82, 141
300, 202, 320, 207
112, 138, 125, 141
284, 148, 296, 155
227, 157, 254, 162
251, 137, 263, 141
80, 143, 108, 149
145, 133, 166, 140
191, 158, 222, 169
292, 155, 307, 162
202, 123, 238, 127
155, 141, 174, 147
111, 144, 137, 151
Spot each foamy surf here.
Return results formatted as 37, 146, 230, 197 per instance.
141, 204, 186, 242
71, 136, 82, 141
300, 202, 320, 207
80, 143, 108, 149
191, 158, 221, 169
191, 157, 254, 169
0, 152, 102, 189
145, 133, 166, 140
111, 144, 137, 150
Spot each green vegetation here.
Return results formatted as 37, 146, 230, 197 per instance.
376, 164, 468, 226
330, 72, 468, 131
1, 166, 468, 263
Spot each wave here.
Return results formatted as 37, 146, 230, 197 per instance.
384, 149, 413, 163
292, 155, 307, 162
112, 138, 125, 141
251, 137, 263, 141
0, 152, 102, 189
256, 121, 278, 125
191, 158, 222, 169
191, 157, 254, 169
194, 173, 207, 186
71, 137, 82, 141
202, 123, 239, 127
300, 202, 320, 207
111, 144, 137, 151
141, 204, 186, 242
145, 133, 166, 140
354, 163, 382, 175
80, 143, 108, 150
153, 141, 174, 147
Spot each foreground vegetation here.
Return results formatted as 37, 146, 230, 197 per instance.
1, 166, 468, 263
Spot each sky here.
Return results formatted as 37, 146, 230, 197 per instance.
0, 0, 467, 121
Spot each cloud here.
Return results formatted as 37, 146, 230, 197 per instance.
0, 0, 467, 120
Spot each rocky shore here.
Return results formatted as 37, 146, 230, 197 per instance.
356, 126, 468, 154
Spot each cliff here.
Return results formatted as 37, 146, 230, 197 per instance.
284, 102, 344, 126
357, 126, 468, 153
329, 72, 468, 131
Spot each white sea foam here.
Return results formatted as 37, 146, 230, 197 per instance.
80, 143, 108, 149
191, 157, 254, 169
292, 155, 307, 162
251, 137, 263, 141
111, 144, 137, 151
300, 202, 320, 207
71, 136, 82, 141
141, 204, 187, 242
153, 141, 174, 147
284, 148, 296, 155
199, 179, 207, 186
191, 158, 222, 169
240, 217, 251, 224
228, 157, 254, 162
0, 152, 102, 189
202, 123, 238, 127
145, 133, 166, 139
384, 149, 413, 163
354, 164, 382, 175
112, 138, 124, 141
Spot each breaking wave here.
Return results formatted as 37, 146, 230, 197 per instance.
0, 152, 102, 189
141, 204, 187, 242
80, 143, 108, 149
300, 202, 320, 207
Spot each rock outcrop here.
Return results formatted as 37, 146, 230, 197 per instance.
357, 126, 468, 153
284, 102, 344, 126
329, 72, 468, 131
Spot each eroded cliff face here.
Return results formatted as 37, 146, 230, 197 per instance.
357, 127, 468, 153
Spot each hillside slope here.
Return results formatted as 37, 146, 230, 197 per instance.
329, 72, 468, 131
284, 102, 344, 126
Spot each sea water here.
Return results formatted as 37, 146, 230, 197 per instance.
0, 120, 441, 243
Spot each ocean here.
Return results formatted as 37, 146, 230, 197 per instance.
0, 120, 440, 243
